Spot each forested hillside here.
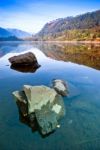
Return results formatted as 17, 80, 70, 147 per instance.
36, 10, 100, 41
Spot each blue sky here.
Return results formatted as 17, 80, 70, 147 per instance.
0, 0, 100, 33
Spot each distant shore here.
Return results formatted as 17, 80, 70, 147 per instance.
0, 40, 100, 44
38, 40, 100, 44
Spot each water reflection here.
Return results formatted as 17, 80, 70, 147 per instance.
10, 64, 40, 73
0, 42, 100, 149
0, 42, 100, 70
33, 42, 100, 70
0, 42, 33, 58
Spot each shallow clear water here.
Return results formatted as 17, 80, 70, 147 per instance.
0, 41, 100, 150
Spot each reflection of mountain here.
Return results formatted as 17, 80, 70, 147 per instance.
33, 43, 100, 70
0, 42, 100, 70
0, 42, 33, 58
0, 44, 17, 58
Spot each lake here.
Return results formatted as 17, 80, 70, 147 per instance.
0, 41, 100, 150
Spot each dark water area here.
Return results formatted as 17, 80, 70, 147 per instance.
0, 41, 100, 150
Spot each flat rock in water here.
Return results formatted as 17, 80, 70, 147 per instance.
23, 85, 58, 113
9, 52, 40, 67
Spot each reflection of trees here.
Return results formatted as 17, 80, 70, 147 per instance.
0, 42, 100, 70
34, 43, 100, 70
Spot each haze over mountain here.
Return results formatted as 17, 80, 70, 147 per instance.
0, 27, 32, 40
0, 27, 13, 38
7, 29, 32, 38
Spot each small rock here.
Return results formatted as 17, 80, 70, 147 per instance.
52, 79, 69, 96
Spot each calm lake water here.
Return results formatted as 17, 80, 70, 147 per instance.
0, 41, 100, 150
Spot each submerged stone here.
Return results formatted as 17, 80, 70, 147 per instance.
52, 79, 69, 96
34, 93, 65, 135
12, 91, 28, 117
13, 82, 67, 136
23, 85, 58, 114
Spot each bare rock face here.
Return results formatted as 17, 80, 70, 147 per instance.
9, 52, 40, 67
52, 79, 69, 96
13, 84, 66, 135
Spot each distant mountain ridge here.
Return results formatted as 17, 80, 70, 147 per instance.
7, 28, 32, 38
0, 27, 13, 37
37, 10, 100, 41
0, 9, 100, 41
0, 28, 32, 40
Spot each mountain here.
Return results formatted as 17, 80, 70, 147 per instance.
0, 27, 13, 37
37, 10, 100, 41
0, 36, 23, 41
0, 27, 32, 40
7, 29, 32, 39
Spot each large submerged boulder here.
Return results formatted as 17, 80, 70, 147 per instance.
12, 79, 68, 136
9, 52, 40, 67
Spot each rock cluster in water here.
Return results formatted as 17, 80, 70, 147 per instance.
13, 79, 68, 135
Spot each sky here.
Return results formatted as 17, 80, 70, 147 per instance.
0, 0, 100, 33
